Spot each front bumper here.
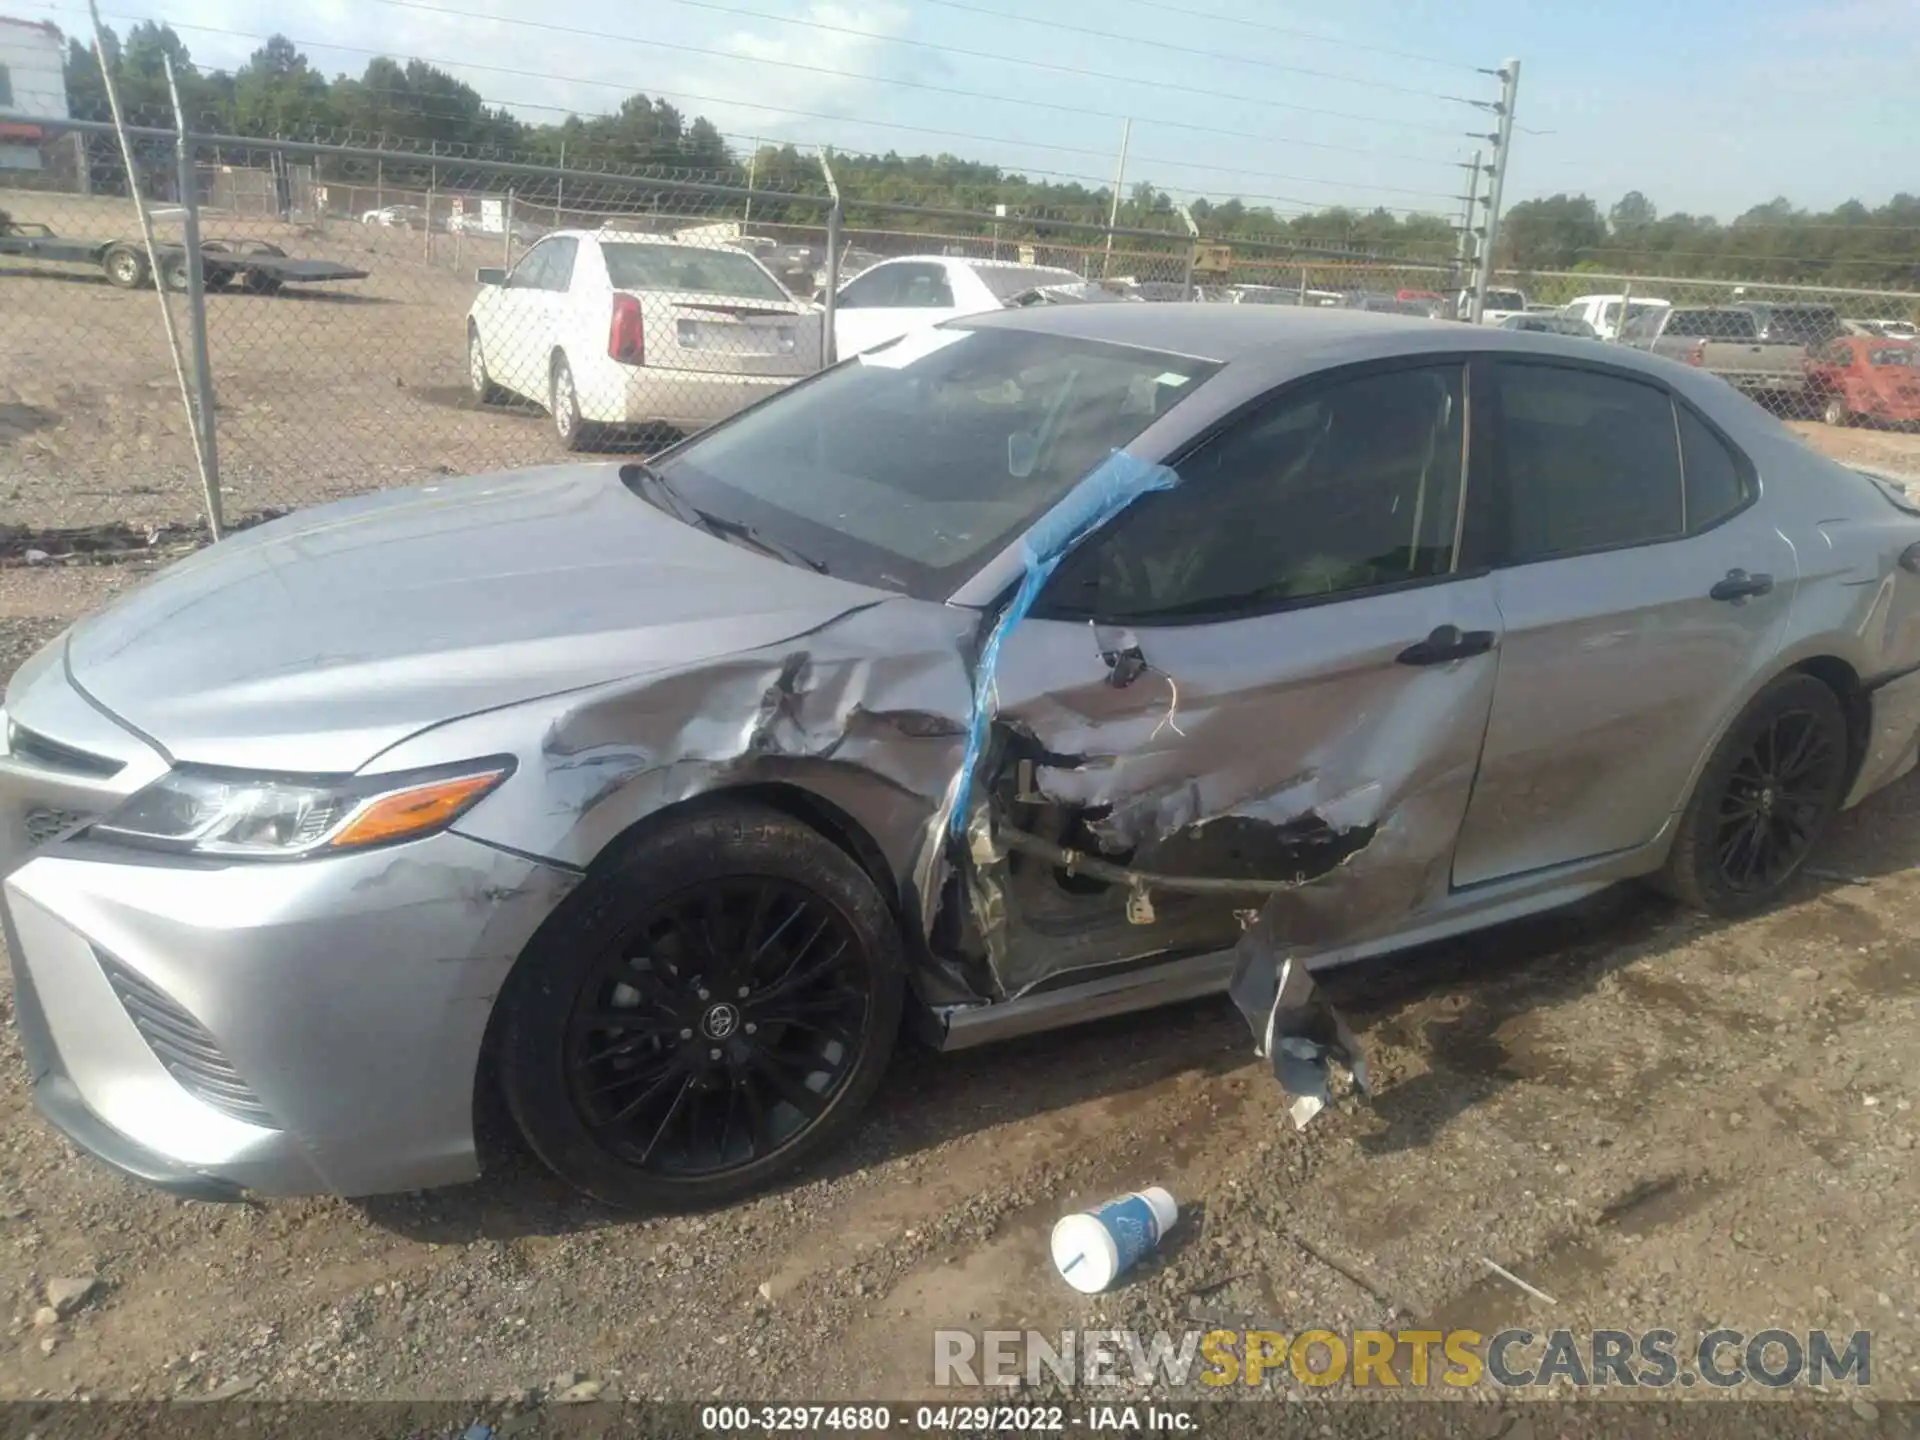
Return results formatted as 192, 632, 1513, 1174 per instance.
3, 832, 576, 1198
2, 659, 578, 1198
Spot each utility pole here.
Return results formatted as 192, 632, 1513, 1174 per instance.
1453, 147, 1483, 321
1103, 117, 1131, 277
557, 138, 566, 217
744, 137, 759, 225
1469, 58, 1521, 324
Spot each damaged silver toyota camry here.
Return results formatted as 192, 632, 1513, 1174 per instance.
6, 306, 1920, 1208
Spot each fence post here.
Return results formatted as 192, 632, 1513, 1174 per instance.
425, 164, 435, 263
165, 58, 223, 540
1614, 278, 1634, 345
1176, 202, 1199, 301
1470, 59, 1521, 324
818, 148, 842, 368
503, 188, 515, 267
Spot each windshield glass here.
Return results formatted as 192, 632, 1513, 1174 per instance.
652, 326, 1220, 596
1871, 347, 1914, 367
600, 243, 789, 301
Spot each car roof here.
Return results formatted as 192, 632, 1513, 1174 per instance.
960, 300, 1738, 384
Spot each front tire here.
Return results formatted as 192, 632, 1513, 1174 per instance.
1823, 394, 1852, 427
550, 353, 593, 452
497, 802, 905, 1210
1657, 673, 1849, 916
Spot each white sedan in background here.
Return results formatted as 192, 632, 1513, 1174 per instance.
832, 255, 1083, 357
466, 231, 824, 450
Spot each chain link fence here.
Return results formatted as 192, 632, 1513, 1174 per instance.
5, 117, 1918, 549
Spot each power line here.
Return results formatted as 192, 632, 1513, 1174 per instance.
574, 0, 1488, 106
1053, 0, 1482, 72
368, 0, 1470, 136
51, 5, 1464, 169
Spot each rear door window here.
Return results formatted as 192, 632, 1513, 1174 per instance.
1493, 362, 1684, 562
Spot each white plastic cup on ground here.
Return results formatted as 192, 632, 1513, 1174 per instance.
1050, 1186, 1179, 1294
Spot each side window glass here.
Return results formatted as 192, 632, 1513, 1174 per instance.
1678, 407, 1750, 531
1495, 363, 1683, 562
1045, 365, 1467, 621
838, 266, 899, 309
508, 244, 551, 290
899, 265, 956, 308
545, 237, 579, 291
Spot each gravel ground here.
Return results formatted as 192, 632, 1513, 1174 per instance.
0, 552, 1916, 1417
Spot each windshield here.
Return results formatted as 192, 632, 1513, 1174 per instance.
1871, 347, 1915, 367
974, 265, 1084, 302
600, 243, 789, 301
651, 326, 1220, 596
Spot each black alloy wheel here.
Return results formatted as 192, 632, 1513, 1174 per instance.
1658, 672, 1849, 916
566, 878, 874, 1177
1711, 703, 1844, 896
499, 802, 903, 1209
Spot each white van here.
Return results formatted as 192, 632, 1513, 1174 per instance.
1561, 293, 1672, 343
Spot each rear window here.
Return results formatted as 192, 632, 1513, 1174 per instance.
974, 265, 1084, 303
1765, 308, 1844, 344
599, 243, 789, 301
1667, 310, 1758, 339
1486, 290, 1527, 309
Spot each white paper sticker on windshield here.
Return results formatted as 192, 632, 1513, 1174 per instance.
1155, 372, 1190, 387
858, 328, 973, 369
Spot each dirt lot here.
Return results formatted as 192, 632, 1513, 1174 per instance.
0, 557, 1917, 1416
2, 187, 580, 534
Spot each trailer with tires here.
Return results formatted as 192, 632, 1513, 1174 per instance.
0, 216, 369, 295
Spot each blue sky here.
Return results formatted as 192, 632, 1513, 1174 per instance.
32, 0, 1920, 220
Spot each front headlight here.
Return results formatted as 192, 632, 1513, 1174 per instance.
92, 759, 513, 858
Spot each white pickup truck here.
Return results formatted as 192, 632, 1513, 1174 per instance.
1458, 286, 1529, 324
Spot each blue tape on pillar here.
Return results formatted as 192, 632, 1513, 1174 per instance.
948, 448, 1182, 836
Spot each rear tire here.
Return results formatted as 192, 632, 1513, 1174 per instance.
1823, 394, 1852, 427
157, 254, 191, 293
1656, 673, 1849, 917
497, 802, 904, 1210
551, 353, 593, 452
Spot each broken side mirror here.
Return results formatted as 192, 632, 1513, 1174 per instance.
1007, 430, 1040, 479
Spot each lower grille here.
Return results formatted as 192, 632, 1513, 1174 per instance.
24, 806, 92, 848
94, 949, 278, 1129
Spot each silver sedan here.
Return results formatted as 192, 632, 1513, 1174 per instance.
6, 307, 1920, 1208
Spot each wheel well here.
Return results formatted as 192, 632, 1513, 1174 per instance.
584, 784, 897, 912
1788, 655, 1869, 792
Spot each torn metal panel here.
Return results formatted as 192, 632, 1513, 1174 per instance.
970, 575, 1506, 999
1230, 947, 1370, 1130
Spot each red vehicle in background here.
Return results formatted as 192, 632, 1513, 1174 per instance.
1806, 336, 1920, 427
1396, 288, 1442, 302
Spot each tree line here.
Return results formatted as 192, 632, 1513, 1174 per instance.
56, 24, 1919, 286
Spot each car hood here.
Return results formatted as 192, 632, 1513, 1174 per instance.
63, 464, 882, 773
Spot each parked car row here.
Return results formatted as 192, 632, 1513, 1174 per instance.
462, 233, 1919, 447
